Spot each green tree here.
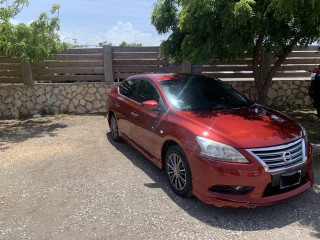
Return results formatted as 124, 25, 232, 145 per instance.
0, 0, 67, 62
67, 38, 89, 48
98, 41, 112, 46
98, 41, 142, 47
119, 41, 142, 47
151, 0, 320, 105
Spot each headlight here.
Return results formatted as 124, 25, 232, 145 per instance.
300, 125, 309, 161
300, 125, 308, 143
195, 136, 249, 163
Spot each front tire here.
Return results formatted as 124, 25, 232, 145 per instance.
109, 114, 121, 142
165, 145, 192, 197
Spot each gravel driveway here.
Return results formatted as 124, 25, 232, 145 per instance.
0, 115, 319, 240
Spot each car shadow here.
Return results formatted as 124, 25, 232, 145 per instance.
0, 118, 68, 151
107, 132, 320, 237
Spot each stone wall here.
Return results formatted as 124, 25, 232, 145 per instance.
0, 83, 114, 118
229, 80, 313, 108
0, 80, 314, 118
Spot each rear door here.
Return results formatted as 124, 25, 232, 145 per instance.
116, 78, 140, 139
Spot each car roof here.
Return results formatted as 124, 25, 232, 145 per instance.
127, 73, 209, 82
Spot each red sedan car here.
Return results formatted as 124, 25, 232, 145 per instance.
106, 73, 313, 208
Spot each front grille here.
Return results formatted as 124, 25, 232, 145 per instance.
247, 138, 306, 172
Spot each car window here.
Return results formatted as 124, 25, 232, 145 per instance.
119, 78, 139, 100
159, 76, 249, 111
136, 80, 160, 103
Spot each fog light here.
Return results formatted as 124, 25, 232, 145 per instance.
210, 185, 254, 195
233, 186, 245, 191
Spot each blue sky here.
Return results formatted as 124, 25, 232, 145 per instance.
13, 0, 168, 46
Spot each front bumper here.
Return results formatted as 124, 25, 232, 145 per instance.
188, 145, 314, 208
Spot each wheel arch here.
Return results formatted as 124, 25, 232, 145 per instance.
161, 140, 180, 169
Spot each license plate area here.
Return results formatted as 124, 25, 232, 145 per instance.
280, 170, 301, 189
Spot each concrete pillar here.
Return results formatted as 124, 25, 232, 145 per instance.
103, 46, 114, 83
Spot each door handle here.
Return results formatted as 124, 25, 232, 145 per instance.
131, 111, 139, 117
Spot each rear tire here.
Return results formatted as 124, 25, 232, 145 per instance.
165, 145, 192, 197
109, 114, 121, 142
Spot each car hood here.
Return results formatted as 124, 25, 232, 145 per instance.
176, 105, 302, 149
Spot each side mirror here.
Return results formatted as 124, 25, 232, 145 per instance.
142, 100, 159, 111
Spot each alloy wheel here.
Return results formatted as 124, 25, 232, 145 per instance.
110, 115, 120, 141
166, 153, 187, 191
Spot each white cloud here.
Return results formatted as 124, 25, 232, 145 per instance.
59, 31, 80, 44
59, 21, 167, 46
10, 19, 21, 25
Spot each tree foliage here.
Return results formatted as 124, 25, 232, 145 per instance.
119, 41, 142, 47
99, 41, 112, 47
0, 0, 67, 62
151, 0, 320, 104
98, 41, 142, 47
67, 38, 89, 48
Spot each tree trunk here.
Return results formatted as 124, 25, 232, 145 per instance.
256, 84, 270, 105
252, 40, 297, 106
252, 35, 266, 105
254, 52, 274, 106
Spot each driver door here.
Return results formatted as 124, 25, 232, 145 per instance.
130, 79, 164, 161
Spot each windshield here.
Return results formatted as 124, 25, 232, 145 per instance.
159, 76, 250, 111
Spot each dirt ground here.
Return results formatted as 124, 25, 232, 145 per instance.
0, 115, 319, 240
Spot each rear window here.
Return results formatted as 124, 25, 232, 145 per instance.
119, 79, 139, 100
